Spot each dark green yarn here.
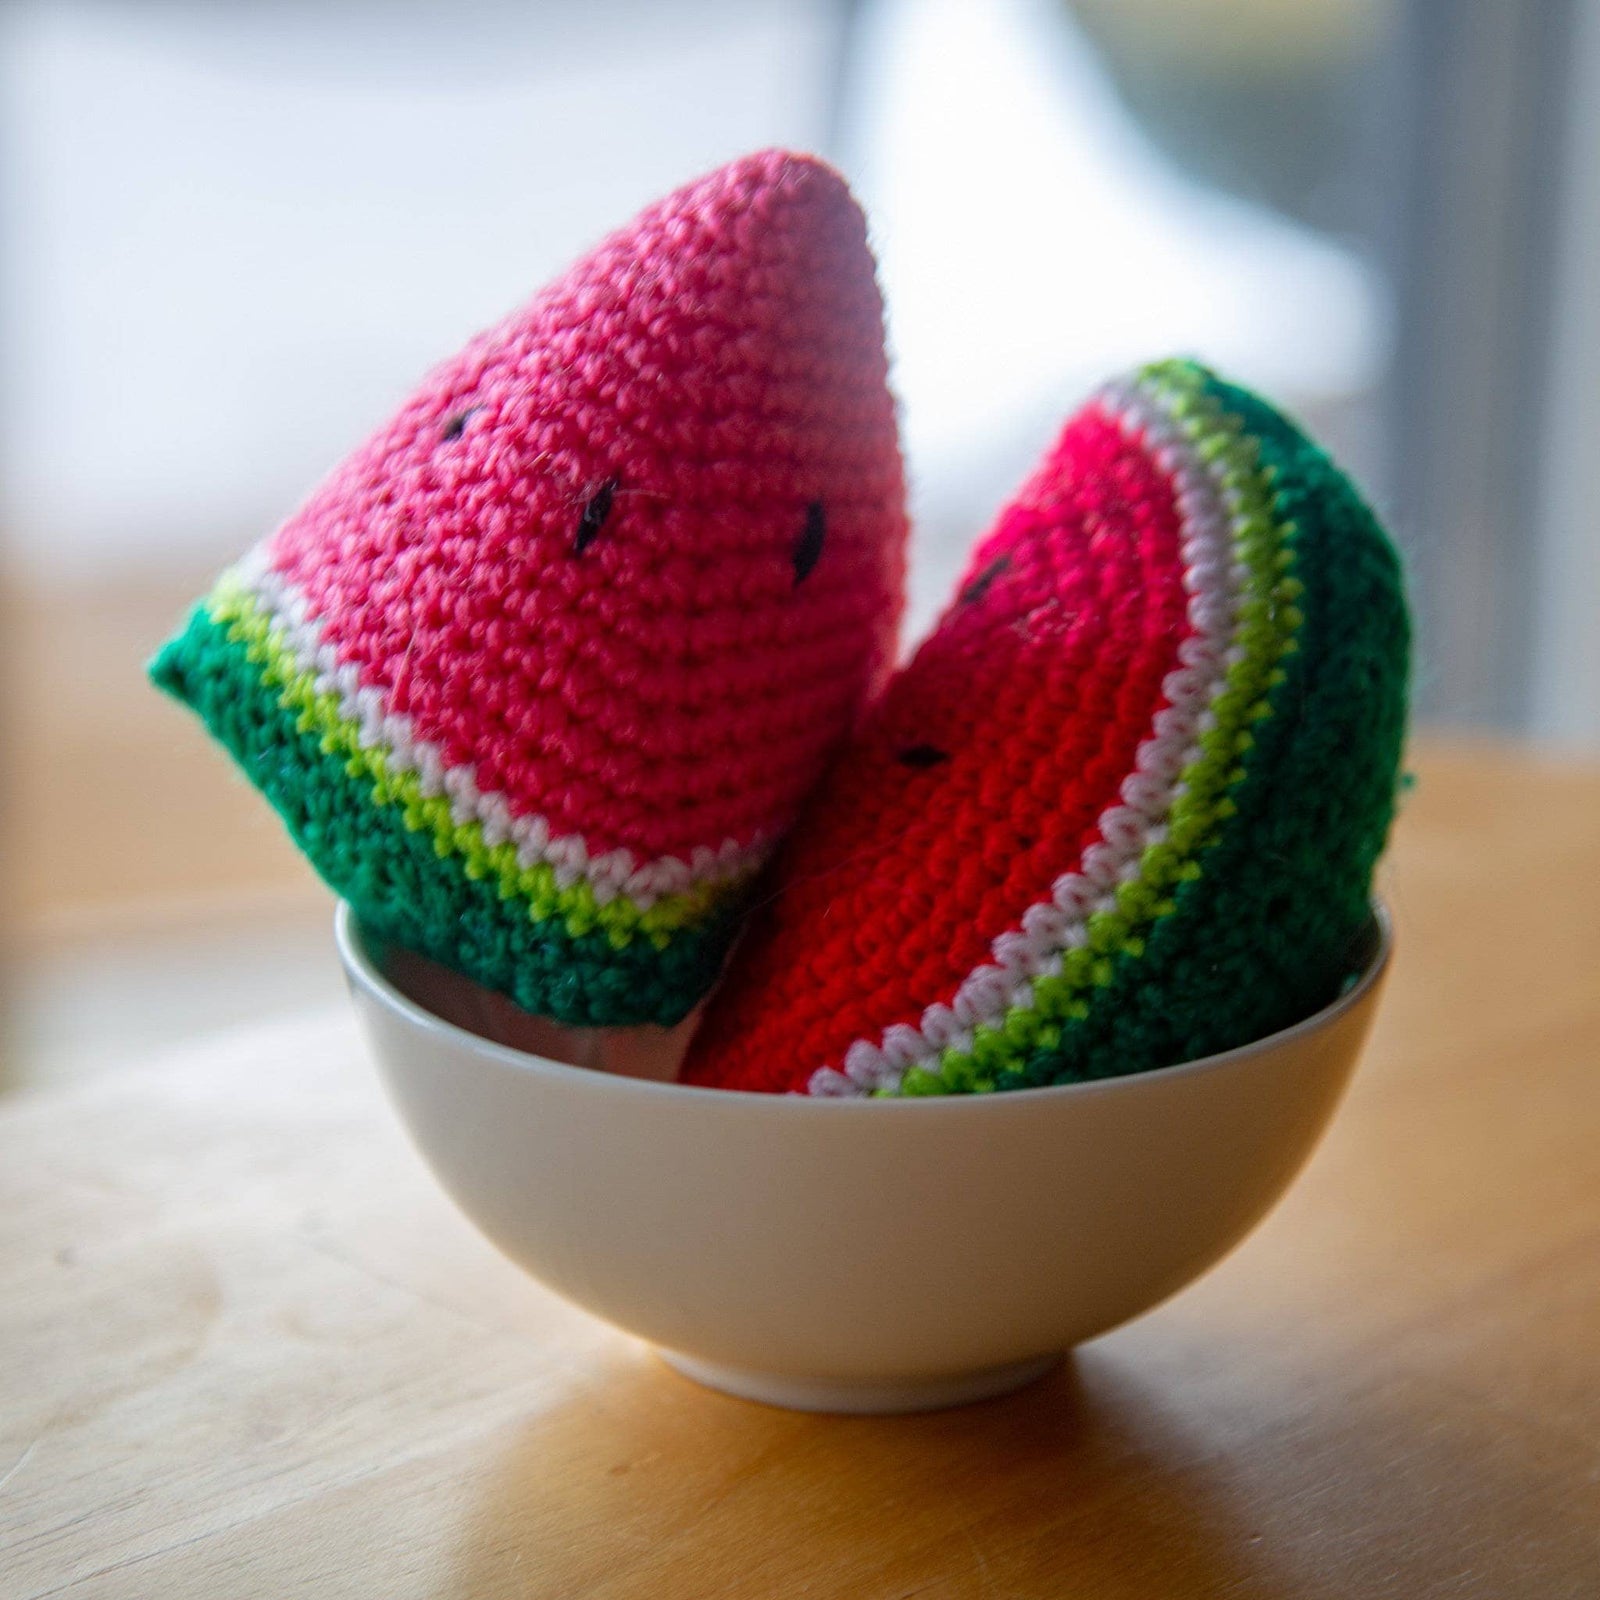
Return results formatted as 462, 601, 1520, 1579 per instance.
150, 607, 737, 1027
998, 370, 1409, 1089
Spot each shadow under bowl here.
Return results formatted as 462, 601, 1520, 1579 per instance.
336, 902, 1391, 1414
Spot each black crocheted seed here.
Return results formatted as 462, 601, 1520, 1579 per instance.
960, 553, 1010, 605
793, 500, 826, 583
574, 478, 619, 554
897, 744, 949, 769
440, 407, 480, 441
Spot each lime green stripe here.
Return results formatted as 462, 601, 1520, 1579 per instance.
896, 360, 1303, 1096
151, 603, 735, 1025
206, 578, 739, 948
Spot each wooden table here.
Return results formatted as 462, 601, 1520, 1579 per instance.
4, 742, 1598, 1598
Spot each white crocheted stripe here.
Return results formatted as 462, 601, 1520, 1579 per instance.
807, 374, 1251, 1097
222, 547, 770, 909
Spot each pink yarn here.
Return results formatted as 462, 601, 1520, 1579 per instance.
265, 150, 907, 862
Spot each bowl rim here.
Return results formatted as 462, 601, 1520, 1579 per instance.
336, 899, 1391, 1113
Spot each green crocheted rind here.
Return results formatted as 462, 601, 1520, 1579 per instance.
149, 603, 739, 1026
204, 576, 737, 945
898, 359, 1408, 1094
1007, 366, 1405, 1087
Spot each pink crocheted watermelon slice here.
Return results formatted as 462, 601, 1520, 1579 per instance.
152, 151, 908, 1025
683, 360, 1408, 1093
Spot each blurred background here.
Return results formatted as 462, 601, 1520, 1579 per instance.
1, 0, 1594, 1092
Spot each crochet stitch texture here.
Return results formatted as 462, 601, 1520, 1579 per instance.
151, 151, 908, 1026
682, 360, 1410, 1095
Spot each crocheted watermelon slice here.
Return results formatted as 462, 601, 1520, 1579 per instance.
151, 151, 907, 1026
683, 359, 1409, 1094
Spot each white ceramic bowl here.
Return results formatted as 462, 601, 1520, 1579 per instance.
337, 903, 1391, 1414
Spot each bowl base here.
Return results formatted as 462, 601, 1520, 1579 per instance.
657, 1350, 1061, 1414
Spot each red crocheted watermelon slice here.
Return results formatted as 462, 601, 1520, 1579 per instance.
682, 360, 1408, 1093
152, 151, 908, 1026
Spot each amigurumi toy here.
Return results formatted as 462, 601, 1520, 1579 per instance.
683, 359, 1409, 1095
151, 151, 908, 1026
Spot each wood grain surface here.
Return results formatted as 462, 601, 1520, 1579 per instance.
2, 741, 1598, 1598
